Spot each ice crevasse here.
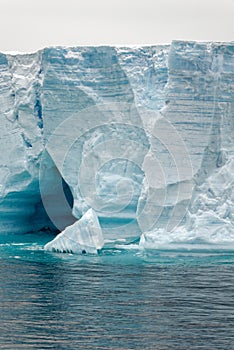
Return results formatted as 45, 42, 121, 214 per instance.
0, 41, 233, 253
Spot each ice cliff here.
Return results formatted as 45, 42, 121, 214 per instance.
0, 41, 233, 249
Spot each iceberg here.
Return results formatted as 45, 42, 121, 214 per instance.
0, 41, 233, 251
44, 208, 104, 254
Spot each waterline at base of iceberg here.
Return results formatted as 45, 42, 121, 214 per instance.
1, 229, 234, 349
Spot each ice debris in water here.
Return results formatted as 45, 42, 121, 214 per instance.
44, 209, 104, 254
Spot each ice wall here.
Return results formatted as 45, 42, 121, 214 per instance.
0, 52, 45, 234
141, 42, 234, 247
0, 41, 233, 246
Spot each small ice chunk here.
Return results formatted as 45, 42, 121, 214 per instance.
44, 208, 104, 254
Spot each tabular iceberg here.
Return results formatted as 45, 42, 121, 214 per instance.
0, 41, 233, 251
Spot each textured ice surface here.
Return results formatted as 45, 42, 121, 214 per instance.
0, 41, 233, 249
44, 208, 104, 254
139, 42, 234, 248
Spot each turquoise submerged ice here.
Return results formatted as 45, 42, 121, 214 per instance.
0, 41, 233, 251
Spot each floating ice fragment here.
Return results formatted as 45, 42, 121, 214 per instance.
44, 208, 104, 254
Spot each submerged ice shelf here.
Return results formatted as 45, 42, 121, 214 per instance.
0, 41, 233, 252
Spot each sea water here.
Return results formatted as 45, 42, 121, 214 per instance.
0, 232, 234, 350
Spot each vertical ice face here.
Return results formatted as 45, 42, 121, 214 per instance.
0, 42, 233, 248
0, 51, 75, 234
141, 42, 234, 246
0, 52, 49, 234
137, 41, 219, 234
116, 46, 169, 110
183, 43, 234, 242
41, 47, 150, 243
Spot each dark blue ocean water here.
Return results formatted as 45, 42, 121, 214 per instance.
0, 233, 234, 350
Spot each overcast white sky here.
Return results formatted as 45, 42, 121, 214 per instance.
0, 0, 233, 52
